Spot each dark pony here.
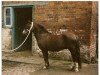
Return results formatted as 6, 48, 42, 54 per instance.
23, 22, 82, 72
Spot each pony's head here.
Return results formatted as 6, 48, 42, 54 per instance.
23, 21, 49, 35
22, 21, 33, 35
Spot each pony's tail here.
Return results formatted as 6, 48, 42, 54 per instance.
76, 41, 82, 69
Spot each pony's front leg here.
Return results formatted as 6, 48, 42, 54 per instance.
42, 50, 49, 69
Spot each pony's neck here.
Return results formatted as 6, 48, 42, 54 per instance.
33, 24, 50, 40
34, 31, 50, 41
38, 24, 49, 34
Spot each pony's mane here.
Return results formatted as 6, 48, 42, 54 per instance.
35, 23, 49, 33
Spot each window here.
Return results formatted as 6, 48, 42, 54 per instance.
4, 7, 13, 27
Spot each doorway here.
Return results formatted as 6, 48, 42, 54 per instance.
13, 6, 32, 51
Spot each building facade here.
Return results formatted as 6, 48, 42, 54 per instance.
2, 1, 98, 62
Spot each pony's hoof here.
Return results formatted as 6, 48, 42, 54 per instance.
75, 68, 79, 72
70, 66, 79, 72
43, 66, 48, 69
70, 66, 75, 71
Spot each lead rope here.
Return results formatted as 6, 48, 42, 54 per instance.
2, 22, 33, 52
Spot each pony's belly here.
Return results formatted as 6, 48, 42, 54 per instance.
39, 44, 66, 52
47, 45, 67, 52
38, 36, 67, 51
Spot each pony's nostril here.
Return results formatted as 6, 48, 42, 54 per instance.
22, 30, 26, 34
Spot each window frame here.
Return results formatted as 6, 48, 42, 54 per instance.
4, 7, 13, 27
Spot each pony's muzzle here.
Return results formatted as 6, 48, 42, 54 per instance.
22, 29, 29, 35
22, 30, 26, 34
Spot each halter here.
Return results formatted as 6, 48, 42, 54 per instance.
2, 22, 33, 52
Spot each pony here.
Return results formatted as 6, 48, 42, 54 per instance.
22, 22, 82, 72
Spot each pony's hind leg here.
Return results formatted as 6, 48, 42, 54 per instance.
74, 62, 79, 72
42, 50, 49, 69
70, 49, 80, 72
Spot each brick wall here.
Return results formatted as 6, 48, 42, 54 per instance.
34, 1, 92, 45
33, 2, 98, 62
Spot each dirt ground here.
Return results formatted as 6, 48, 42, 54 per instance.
2, 51, 98, 75
2, 60, 39, 75
2, 60, 98, 75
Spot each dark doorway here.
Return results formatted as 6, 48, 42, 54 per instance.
13, 7, 32, 51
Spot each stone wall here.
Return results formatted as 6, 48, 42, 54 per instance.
2, 28, 12, 50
